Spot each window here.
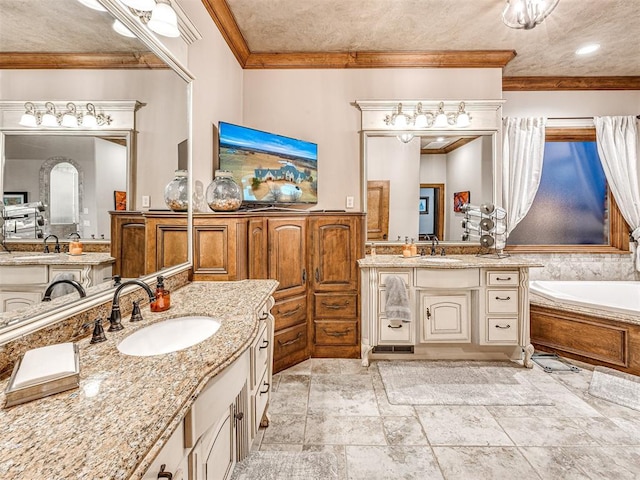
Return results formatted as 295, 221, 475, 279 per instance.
50, 162, 79, 225
506, 128, 629, 253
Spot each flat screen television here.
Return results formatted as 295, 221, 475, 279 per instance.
218, 121, 318, 205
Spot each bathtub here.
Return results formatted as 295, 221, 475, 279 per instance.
529, 280, 640, 317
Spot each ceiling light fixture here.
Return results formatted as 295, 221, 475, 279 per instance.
502, 0, 559, 30
77, 0, 108, 12
17, 102, 112, 128
575, 43, 600, 55
385, 102, 472, 129
397, 133, 415, 144
113, 19, 138, 38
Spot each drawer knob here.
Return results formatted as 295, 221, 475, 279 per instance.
281, 305, 301, 317
323, 328, 350, 337
495, 324, 511, 329
496, 277, 512, 281
258, 311, 269, 320
495, 296, 511, 301
260, 382, 271, 395
322, 301, 349, 309
259, 339, 270, 350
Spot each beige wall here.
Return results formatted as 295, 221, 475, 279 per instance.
243, 68, 503, 211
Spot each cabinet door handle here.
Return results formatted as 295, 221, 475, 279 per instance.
321, 300, 350, 309
278, 333, 303, 347
258, 311, 269, 320
315, 268, 320, 281
495, 296, 511, 301
495, 324, 511, 329
496, 277, 512, 281
426, 308, 431, 319
280, 305, 301, 317
323, 328, 351, 337
302, 268, 307, 283
388, 324, 403, 329
259, 339, 270, 349
260, 382, 271, 395
157, 464, 173, 480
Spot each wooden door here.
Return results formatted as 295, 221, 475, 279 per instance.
367, 180, 390, 241
420, 183, 445, 240
310, 215, 359, 291
267, 218, 307, 299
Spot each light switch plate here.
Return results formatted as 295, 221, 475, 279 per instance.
346, 196, 354, 209
142, 195, 150, 208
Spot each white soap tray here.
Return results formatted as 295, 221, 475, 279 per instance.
4, 343, 80, 408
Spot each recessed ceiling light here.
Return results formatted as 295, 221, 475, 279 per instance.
436, 137, 445, 142
576, 44, 601, 55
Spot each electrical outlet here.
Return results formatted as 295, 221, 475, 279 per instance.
142, 195, 150, 208
83, 208, 89, 215
346, 196, 355, 209
83, 220, 90, 226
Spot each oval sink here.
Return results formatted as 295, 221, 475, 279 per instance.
420, 257, 462, 263
117, 316, 221, 357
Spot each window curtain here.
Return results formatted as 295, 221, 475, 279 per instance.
502, 117, 546, 236
594, 116, 640, 271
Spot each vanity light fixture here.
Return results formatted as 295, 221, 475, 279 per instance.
386, 102, 472, 129
502, 0, 559, 30
17, 102, 112, 128
77, 0, 108, 11
397, 133, 415, 143
112, 19, 138, 38
115, 0, 181, 38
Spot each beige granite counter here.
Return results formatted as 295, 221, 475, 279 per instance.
358, 254, 543, 269
0, 280, 278, 480
0, 252, 114, 266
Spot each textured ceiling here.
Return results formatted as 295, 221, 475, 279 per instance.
226, 0, 640, 76
0, 0, 146, 53
2, 0, 638, 77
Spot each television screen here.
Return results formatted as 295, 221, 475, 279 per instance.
218, 122, 318, 205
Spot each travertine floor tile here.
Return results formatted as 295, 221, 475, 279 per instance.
381, 416, 428, 445
304, 444, 348, 480
261, 414, 306, 444
416, 406, 514, 446
432, 446, 541, 480
345, 445, 443, 480
268, 374, 310, 414
308, 374, 378, 416
311, 358, 370, 375
304, 415, 386, 445
497, 417, 599, 447
571, 416, 640, 446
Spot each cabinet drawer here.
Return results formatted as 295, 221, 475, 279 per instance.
274, 323, 307, 361
0, 265, 48, 286
487, 271, 519, 286
314, 293, 357, 318
272, 294, 307, 331
250, 322, 269, 390
314, 320, 358, 345
379, 318, 412, 343
379, 271, 411, 287
415, 268, 479, 288
486, 318, 519, 343
487, 289, 518, 313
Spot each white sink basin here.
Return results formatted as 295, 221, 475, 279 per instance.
117, 316, 221, 357
420, 257, 462, 263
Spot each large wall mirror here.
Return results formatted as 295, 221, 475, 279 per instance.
0, 0, 194, 342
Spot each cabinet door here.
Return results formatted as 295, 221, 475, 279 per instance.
248, 218, 268, 279
268, 218, 307, 299
203, 406, 235, 480
420, 293, 471, 343
193, 218, 248, 281
309, 216, 360, 292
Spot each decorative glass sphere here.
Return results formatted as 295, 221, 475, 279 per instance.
206, 170, 243, 211
164, 170, 189, 212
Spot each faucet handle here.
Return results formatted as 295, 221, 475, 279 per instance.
440, 247, 446, 256
54, 244, 61, 253
112, 275, 122, 286
130, 301, 143, 323
43, 245, 50, 253
90, 318, 107, 344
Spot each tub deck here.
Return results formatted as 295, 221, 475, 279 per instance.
530, 293, 640, 376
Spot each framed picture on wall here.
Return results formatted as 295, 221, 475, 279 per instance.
114, 191, 127, 211
419, 197, 429, 214
3, 192, 28, 206
453, 191, 470, 212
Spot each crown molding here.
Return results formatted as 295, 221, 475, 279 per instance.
503, 76, 640, 91
0, 52, 168, 70
200, 0, 250, 66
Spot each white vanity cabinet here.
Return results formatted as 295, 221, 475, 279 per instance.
359, 256, 535, 367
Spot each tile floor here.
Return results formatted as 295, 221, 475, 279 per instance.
252, 358, 640, 479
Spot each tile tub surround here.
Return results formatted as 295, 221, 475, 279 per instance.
0, 279, 278, 480
515, 252, 639, 282
0, 270, 190, 377
255, 358, 640, 480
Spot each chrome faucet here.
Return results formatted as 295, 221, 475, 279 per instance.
42, 279, 86, 301
43, 234, 60, 253
108, 280, 155, 332
429, 235, 439, 255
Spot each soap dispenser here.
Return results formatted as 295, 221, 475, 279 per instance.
150, 275, 171, 312
410, 238, 417, 257
402, 236, 411, 257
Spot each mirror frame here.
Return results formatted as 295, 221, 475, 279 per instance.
354, 100, 505, 244
0, 1, 195, 345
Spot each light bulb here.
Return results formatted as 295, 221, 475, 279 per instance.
397, 133, 414, 144
77, 0, 107, 11
61, 113, 78, 128
113, 19, 137, 38
456, 112, 470, 128
434, 113, 448, 128
41, 113, 57, 127
148, 0, 180, 37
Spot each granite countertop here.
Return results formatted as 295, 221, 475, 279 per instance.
0, 252, 115, 266
358, 254, 543, 269
0, 280, 278, 480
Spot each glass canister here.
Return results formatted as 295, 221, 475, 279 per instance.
206, 170, 243, 211
164, 169, 189, 212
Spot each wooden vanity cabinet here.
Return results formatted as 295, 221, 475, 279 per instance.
192, 215, 249, 281
110, 211, 145, 278
144, 213, 188, 275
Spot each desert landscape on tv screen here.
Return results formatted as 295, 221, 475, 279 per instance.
219, 123, 318, 204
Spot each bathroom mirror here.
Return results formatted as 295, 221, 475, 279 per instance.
364, 131, 497, 243
0, 0, 194, 342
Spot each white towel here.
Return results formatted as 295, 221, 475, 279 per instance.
12, 342, 76, 389
385, 275, 411, 322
